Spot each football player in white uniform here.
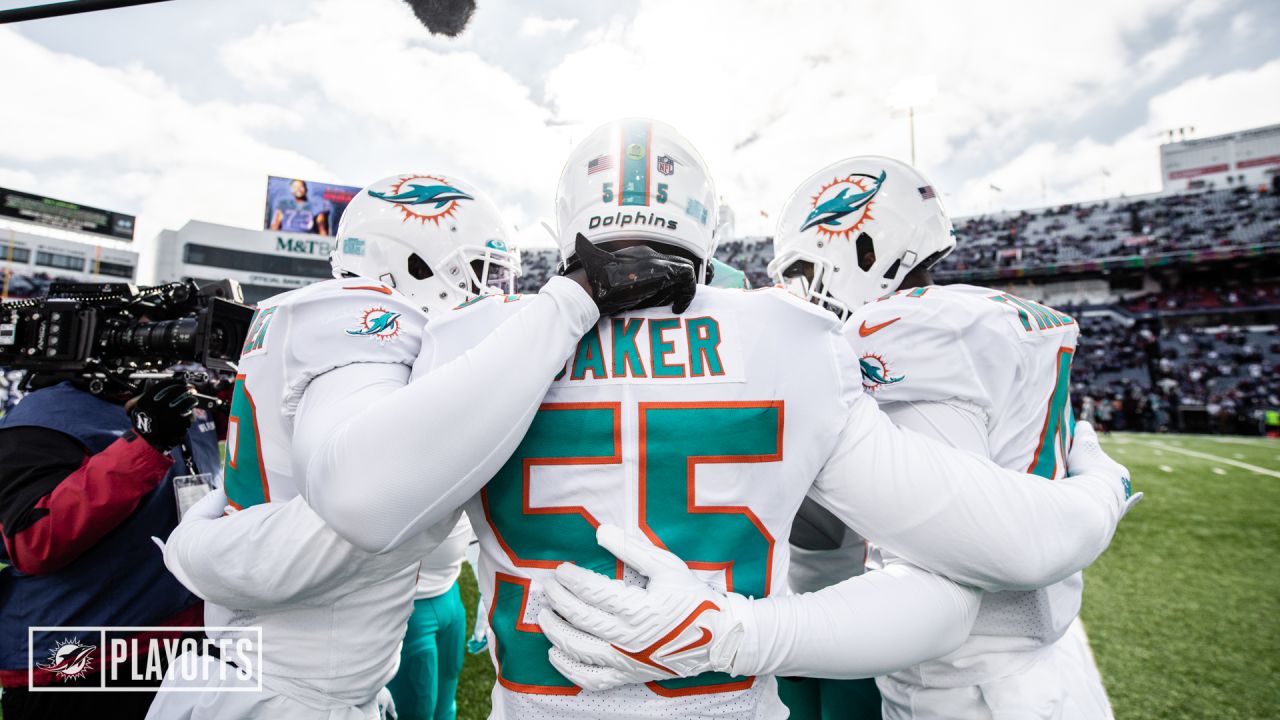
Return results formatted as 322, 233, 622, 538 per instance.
770, 156, 1113, 719
149, 173, 697, 719
543, 156, 1127, 719
390, 119, 1135, 719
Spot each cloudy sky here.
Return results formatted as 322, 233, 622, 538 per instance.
2, 0, 1278, 247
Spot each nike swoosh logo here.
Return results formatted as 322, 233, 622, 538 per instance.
859, 317, 901, 337
610, 600, 720, 676
666, 627, 714, 656
343, 285, 393, 295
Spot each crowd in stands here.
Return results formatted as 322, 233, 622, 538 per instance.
710, 238, 774, 289
511, 187, 1277, 288
399, 187, 1280, 295
515, 248, 557, 294
1123, 281, 1280, 312
1070, 319, 1280, 435
940, 186, 1280, 272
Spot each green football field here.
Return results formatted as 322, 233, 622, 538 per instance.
450, 432, 1280, 719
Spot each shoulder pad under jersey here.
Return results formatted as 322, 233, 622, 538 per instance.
843, 285, 1032, 410
255, 279, 428, 415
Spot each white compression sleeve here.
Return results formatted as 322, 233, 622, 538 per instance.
877, 399, 991, 459
787, 401, 990, 594
163, 496, 454, 610
813, 393, 1127, 592
739, 401, 990, 679
301, 277, 600, 553
730, 562, 980, 679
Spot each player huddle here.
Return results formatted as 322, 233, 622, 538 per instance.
150, 118, 1139, 720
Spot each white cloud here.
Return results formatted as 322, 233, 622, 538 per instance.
1146, 58, 1280, 135
541, 0, 1207, 232
953, 58, 1280, 214
1230, 9, 1256, 38
0, 0, 1267, 250
220, 0, 565, 224
0, 27, 329, 243
0, 167, 38, 189
1136, 36, 1197, 79
519, 16, 578, 37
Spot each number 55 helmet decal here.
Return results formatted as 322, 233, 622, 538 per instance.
331, 173, 522, 315
769, 156, 955, 318
556, 118, 719, 283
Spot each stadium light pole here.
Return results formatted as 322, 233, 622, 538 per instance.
889, 75, 937, 167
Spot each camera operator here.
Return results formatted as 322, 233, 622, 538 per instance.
0, 374, 221, 719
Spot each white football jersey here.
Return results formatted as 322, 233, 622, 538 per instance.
214, 278, 438, 705
416, 285, 862, 719
226, 278, 425, 506
846, 283, 1082, 687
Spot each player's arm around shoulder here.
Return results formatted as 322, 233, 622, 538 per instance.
301, 276, 600, 554
162, 491, 453, 610
810, 369, 1135, 592
412, 288, 537, 376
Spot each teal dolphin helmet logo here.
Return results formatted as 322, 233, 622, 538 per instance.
369, 184, 473, 208
485, 238, 509, 252
859, 353, 904, 390
801, 170, 887, 236
347, 308, 402, 339
368, 175, 473, 226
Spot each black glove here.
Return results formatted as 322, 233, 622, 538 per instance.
574, 234, 698, 315
128, 379, 199, 452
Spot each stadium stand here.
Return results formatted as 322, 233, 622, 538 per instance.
939, 186, 1280, 273
515, 247, 557, 294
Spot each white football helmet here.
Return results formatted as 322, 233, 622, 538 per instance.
767, 156, 954, 318
330, 173, 521, 315
556, 118, 718, 283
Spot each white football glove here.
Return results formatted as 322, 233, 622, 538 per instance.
1067, 421, 1142, 517
182, 484, 233, 521
538, 525, 749, 692
150, 485, 231, 554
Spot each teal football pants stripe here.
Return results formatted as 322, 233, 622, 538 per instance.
778, 675, 883, 720
387, 583, 467, 720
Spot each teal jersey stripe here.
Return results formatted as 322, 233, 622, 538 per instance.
619, 120, 651, 206
1030, 348, 1075, 479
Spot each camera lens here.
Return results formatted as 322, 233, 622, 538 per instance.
102, 317, 199, 359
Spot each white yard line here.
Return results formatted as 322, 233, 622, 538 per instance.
1141, 441, 1280, 479
1207, 436, 1278, 447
